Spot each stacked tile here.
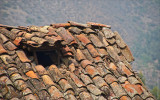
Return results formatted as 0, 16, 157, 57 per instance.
0, 22, 155, 100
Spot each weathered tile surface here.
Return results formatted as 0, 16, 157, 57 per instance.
0, 22, 154, 100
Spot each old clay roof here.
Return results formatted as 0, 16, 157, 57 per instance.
0, 21, 155, 100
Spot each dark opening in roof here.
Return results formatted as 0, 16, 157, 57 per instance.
36, 50, 59, 68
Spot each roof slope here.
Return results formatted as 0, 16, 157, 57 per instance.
0, 21, 154, 100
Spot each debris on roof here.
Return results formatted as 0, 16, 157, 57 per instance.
0, 21, 154, 100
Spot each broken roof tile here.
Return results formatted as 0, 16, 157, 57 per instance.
16, 50, 31, 63
25, 70, 38, 79
13, 37, 22, 46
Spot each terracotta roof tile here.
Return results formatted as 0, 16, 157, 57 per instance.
16, 50, 30, 63
26, 70, 38, 79
109, 63, 117, 71
107, 46, 120, 62
76, 34, 91, 46
0, 28, 16, 40
86, 44, 100, 57
75, 49, 86, 61
102, 27, 115, 39
42, 75, 55, 87
85, 65, 100, 78
114, 31, 126, 48
92, 76, 108, 88
31, 37, 47, 45
24, 94, 36, 100
132, 95, 143, 100
70, 73, 85, 88
119, 96, 131, 100
13, 37, 22, 46
68, 21, 88, 27
64, 94, 77, 100
7, 67, 18, 76
48, 65, 65, 82
87, 22, 111, 28
81, 49, 94, 62
80, 73, 93, 85
83, 28, 95, 34
87, 84, 102, 95
4, 41, 17, 51
0, 34, 9, 43
10, 73, 23, 82
79, 91, 93, 100
51, 23, 71, 28
14, 80, 27, 91
48, 86, 64, 99
118, 76, 127, 84
68, 27, 82, 34
80, 59, 92, 68
97, 48, 108, 57
35, 65, 48, 76
104, 74, 117, 84
59, 79, 73, 92
117, 62, 133, 76
0, 43, 7, 54
110, 82, 126, 98
89, 34, 104, 48
56, 27, 75, 44
121, 45, 134, 62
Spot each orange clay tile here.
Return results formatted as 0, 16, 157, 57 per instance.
42, 75, 55, 86
4, 41, 17, 51
104, 74, 117, 84
85, 65, 100, 78
76, 34, 91, 46
119, 96, 131, 100
47, 27, 58, 36
87, 22, 111, 28
59, 79, 72, 92
26, 71, 38, 79
35, 65, 48, 75
98, 48, 108, 57
80, 59, 92, 68
109, 63, 117, 71
13, 37, 22, 46
48, 86, 63, 99
122, 81, 143, 95
0, 43, 7, 54
93, 56, 103, 63
121, 64, 133, 76
51, 23, 71, 28
69, 63, 75, 72
86, 44, 100, 57
24, 94, 36, 100
92, 76, 108, 88
70, 73, 85, 88
16, 50, 31, 63
75, 49, 86, 61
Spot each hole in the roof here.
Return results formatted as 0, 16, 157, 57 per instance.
36, 50, 61, 69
